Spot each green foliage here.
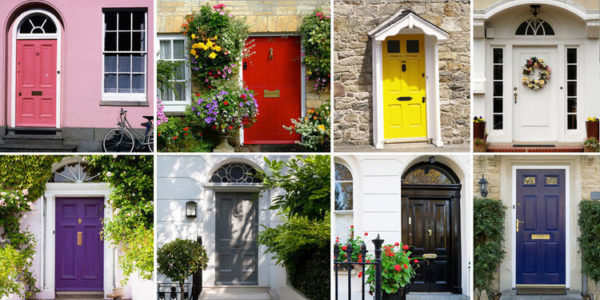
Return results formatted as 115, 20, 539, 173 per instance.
88, 156, 154, 282
283, 104, 330, 152
578, 200, 600, 282
474, 198, 506, 295
364, 243, 419, 295
0, 155, 57, 297
257, 155, 330, 221
157, 116, 217, 152
157, 238, 208, 292
335, 225, 366, 263
258, 214, 330, 299
0, 245, 28, 298
299, 9, 331, 92
157, 60, 183, 96
182, 3, 248, 89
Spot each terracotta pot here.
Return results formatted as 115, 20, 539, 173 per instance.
382, 287, 407, 300
586, 121, 599, 140
473, 122, 486, 140
474, 142, 487, 153
584, 146, 598, 153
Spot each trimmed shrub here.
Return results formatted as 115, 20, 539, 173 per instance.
578, 200, 600, 281
474, 198, 506, 295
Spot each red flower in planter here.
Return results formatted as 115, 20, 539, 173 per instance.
404, 264, 408, 269
341, 245, 347, 251
394, 265, 401, 271
228, 126, 234, 130
224, 101, 229, 106
173, 136, 178, 140
241, 94, 247, 100
413, 259, 419, 263
357, 272, 363, 278
183, 127, 189, 131
403, 244, 409, 251
364, 232, 368, 236
394, 242, 400, 246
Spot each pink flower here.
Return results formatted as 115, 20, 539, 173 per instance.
394, 265, 401, 271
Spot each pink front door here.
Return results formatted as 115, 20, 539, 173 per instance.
16, 39, 57, 127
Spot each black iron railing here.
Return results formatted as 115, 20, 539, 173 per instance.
334, 235, 384, 300
157, 283, 192, 300
192, 236, 203, 300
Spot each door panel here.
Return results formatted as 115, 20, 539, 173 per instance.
16, 39, 57, 127
516, 169, 566, 285
55, 198, 104, 291
243, 37, 301, 144
512, 47, 557, 142
383, 35, 426, 139
216, 192, 259, 285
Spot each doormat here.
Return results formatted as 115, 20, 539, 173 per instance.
513, 144, 556, 148
516, 287, 566, 295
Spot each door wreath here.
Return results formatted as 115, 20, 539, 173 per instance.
522, 57, 551, 90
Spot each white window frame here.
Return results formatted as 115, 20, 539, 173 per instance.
101, 9, 147, 103
334, 162, 354, 212
158, 34, 191, 112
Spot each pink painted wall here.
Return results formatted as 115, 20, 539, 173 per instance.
0, 0, 154, 129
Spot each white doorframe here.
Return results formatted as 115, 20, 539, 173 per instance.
39, 183, 113, 298
11, 9, 62, 128
510, 165, 570, 288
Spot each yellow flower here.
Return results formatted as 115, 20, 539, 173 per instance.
522, 77, 528, 82
206, 40, 213, 48
214, 45, 222, 52
190, 49, 196, 56
318, 125, 325, 131
539, 59, 544, 63
539, 80, 545, 84
208, 52, 217, 59
191, 33, 196, 39
214, 35, 218, 39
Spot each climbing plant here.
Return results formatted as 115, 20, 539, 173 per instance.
474, 198, 506, 296
0, 155, 57, 297
87, 155, 154, 282
578, 200, 600, 282
299, 9, 331, 92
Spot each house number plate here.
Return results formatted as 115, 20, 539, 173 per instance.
264, 89, 280, 98
531, 234, 550, 240
32, 91, 42, 96
423, 253, 437, 259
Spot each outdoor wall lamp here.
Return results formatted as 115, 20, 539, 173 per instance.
530, 5, 540, 17
479, 174, 489, 197
186, 201, 197, 218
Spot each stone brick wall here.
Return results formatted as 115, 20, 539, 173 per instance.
157, 0, 331, 109
334, 0, 470, 145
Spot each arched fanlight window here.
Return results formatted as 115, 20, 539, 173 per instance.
515, 18, 555, 36
402, 162, 459, 185
52, 161, 100, 183
18, 13, 57, 35
335, 163, 353, 210
209, 163, 261, 184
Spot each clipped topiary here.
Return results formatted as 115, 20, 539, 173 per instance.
157, 238, 208, 298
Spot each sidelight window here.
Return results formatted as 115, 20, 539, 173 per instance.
158, 35, 190, 110
103, 9, 147, 102
335, 163, 353, 210
492, 48, 504, 130
567, 48, 577, 130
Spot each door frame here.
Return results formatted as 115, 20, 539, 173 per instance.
511, 165, 570, 288
38, 183, 113, 298
10, 8, 62, 128
238, 33, 306, 146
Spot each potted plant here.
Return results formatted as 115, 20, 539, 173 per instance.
584, 137, 599, 152
283, 104, 330, 152
157, 239, 209, 300
473, 116, 486, 140
336, 225, 368, 269
363, 243, 420, 300
474, 138, 487, 152
586, 117, 599, 140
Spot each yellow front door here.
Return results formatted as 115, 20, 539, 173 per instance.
383, 34, 427, 140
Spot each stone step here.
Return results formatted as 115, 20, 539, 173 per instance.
200, 286, 272, 300
55, 291, 104, 299
3, 134, 65, 145
0, 143, 77, 152
407, 292, 469, 300
500, 290, 583, 300
7, 127, 62, 135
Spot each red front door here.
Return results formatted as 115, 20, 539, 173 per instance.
16, 39, 57, 127
243, 37, 301, 144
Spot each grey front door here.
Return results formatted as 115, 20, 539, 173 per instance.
216, 192, 259, 285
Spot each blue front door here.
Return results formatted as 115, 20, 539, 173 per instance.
516, 169, 566, 285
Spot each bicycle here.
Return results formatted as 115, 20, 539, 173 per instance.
103, 108, 154, 152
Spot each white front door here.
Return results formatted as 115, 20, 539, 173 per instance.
512, 46, 558, 142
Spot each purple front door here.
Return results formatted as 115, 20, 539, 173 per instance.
516, 169, 566, 285
55, 198, 104, 291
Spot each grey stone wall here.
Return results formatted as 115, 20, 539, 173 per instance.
334, 0, 471, 146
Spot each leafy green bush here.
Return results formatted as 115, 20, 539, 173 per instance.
157, 116, 217, 152
299, 9, 330, 92
365, 243, 418, 295
283, 104, 330, 152
474, 198, 506, 295
0, 245, 28, 298
157, 238, 208, 294
578, 200, 600, 281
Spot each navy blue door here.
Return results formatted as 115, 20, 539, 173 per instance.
516, 169, 565, 285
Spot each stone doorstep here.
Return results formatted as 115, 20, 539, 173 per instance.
407, 292, 469, 300
487, 143, 584, 153
500, 290, 583, 300
200, 286, 272, 300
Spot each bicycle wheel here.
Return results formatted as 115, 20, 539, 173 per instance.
103, 128, 135, 152
146, 128, 154, 152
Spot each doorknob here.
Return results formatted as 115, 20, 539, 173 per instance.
18, 92, 21, 96
513, 87, 518, 104
427, 229, 432, 237
516, 218, 525, 232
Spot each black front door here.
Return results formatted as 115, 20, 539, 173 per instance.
401, 185, 461, 294
215, 192, 259, 285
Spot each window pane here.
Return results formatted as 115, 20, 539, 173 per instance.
568, 115, 577, 130
493, 65, 502, 80
44, 18, 57, 33
20, 18, 33, 33
402, 167, 454, 184
160, 87, 173, 101
173, 40, 185, 59
132, 74, 145, 93
118, 32, 131, 51
132, 32, 144, 51
406, 40, 419, 53
104, 32, 117, 51
132, 55, 145, 73
118, 12, 131, 30
335, 163, 352, 181
515, 23, 527, 35
567, 48, 577, 64
335, 182, 353, 210
118, 74, 130, 93
567, 81, 576, 96
568, 98, 577, 113
387, 40, 400, 53
118, 55, 131, 72
493, 115, 503, 130
132, 12, 145, 30
493, 98, 503, 113
175, 63, 185, 80
104, 55, 117, 73
104, 74, 116, 93
175, 83, 186, 101
493, 49, 503, 63
160, 40, 171, 59
493, 81, 503, 96
105, 11, 117, 31
542, 21, 555, 35
568, 65, 577, 80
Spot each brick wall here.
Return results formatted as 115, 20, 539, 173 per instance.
157, 0, 331, 109
333, 0, 470, 145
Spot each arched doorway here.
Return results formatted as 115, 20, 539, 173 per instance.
401, 160, 462, 294
11, 9, 61, 128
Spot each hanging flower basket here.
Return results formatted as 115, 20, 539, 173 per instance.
522, 57, 551, 90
